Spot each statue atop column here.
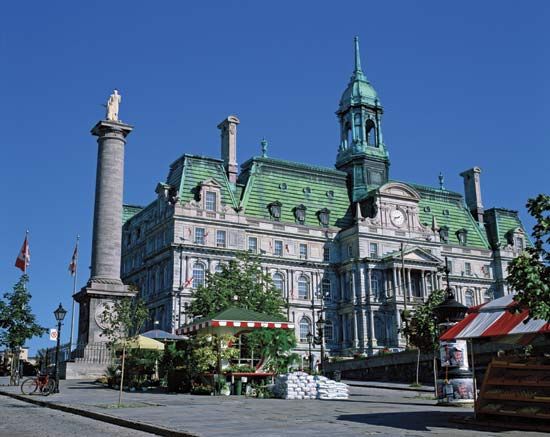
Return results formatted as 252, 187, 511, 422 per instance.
106, 89, 121, 121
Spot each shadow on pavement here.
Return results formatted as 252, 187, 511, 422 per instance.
337, 411, 471, 432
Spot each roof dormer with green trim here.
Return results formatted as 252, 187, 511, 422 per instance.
336, 36, 390, 202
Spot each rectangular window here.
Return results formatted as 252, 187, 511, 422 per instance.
446, 259, 453, 274
195, 228, 205, 245
248, 237, 258, 253
216, 230, 226, 248
514, 236, 524, 249
465, 262, 472, 276
323, 247, 330, 262
324, 323, 333, 342
299, 244, 308, 260
371, 276, 379, 297
274, 240, 283, 256
347, 245, 353, 258
205, 191, 217, 212
369, 242, 378, 258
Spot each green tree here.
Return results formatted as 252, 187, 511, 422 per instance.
0, 275, 46, 385
247, 329, 299, 374
507, 194, 550, 322
99, 296, 149, 347
187, 252, 297, 379
99, 296, 149, 405
402, 288, 446, 388
188, 252, 287, 319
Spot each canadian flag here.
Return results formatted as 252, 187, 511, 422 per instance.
15, 234, 30, 273
68, 243, 78, 276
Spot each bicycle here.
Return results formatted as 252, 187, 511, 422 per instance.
20, 372, 56, 396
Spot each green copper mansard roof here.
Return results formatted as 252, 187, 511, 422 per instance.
123, 204, 144, 224
406, 182, 490, 249
238, 156, 352, 228
484, 207, 531, 249
167, 154, 239, 209
339, 36, 379, 112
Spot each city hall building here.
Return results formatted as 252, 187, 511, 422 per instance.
120, 38, 528, 358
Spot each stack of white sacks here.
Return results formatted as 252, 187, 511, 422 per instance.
272, 371, 349, 400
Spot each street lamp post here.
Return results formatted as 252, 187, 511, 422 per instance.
306, 331, 314, 373
53, 303, 67, 393
316, 315, 325, 374
433, 257, 472, 405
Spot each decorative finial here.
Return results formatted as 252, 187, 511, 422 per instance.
438, 172, 445, 190
261, 138, 268, 158
354, 36, 362, 73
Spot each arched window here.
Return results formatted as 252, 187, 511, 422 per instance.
298, 276, 309, 300
299, 317, 311, 342
465, 290, 474, 307
192, 263, 205, 289
324, 320, 334, 342
272, 272, 284, 295
365, 119, 376, 147
345, 122, 352, 147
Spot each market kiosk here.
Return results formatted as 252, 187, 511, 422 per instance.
441, 294, 550, 432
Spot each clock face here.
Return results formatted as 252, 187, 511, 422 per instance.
390, 209, 405, 227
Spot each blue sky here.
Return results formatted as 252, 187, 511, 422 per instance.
1, 1, 548, 354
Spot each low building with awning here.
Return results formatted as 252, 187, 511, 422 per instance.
441, 294, 550, 344
175, 307, 294, 337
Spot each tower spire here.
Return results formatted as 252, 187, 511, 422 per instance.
354, 36, 362, 73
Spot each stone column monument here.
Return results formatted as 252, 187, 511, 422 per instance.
68, 91, 136, 378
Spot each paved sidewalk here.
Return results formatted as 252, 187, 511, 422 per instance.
0, 378, 547, 436
342, 379, 434, 393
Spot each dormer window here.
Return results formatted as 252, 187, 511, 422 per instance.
439, 225, 449, 243
456, 228, 468, 246
268, 201, 282, 221
317, 208, 331, 227
205, 191, 217, 212
293, 204, 307, 225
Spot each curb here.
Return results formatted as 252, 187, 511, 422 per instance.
343, 381, 433, 393
0, 389, 198, 437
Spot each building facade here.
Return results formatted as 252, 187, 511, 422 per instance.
120, 39, 528, 358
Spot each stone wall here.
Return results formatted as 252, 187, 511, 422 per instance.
323, 342, 538, 384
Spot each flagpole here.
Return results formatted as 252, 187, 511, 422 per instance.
69, 235, 79, 354
23, 230, 29, 290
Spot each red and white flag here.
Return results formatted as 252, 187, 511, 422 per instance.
15, 233, 30, 273
68, 243, 78, 276
183, 276, 194, 288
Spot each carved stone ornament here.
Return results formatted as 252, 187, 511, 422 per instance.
94, 300, 116, 330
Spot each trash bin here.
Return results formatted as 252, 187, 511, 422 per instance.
333, 370, 341, 382
234, 379, 242, 396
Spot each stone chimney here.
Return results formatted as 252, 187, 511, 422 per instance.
460, 167, 484, 224
217, 115, 240, 184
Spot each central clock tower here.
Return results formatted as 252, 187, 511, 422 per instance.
335, 36, 390, 202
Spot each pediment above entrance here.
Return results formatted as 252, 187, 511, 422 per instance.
384, 246, 441, 265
